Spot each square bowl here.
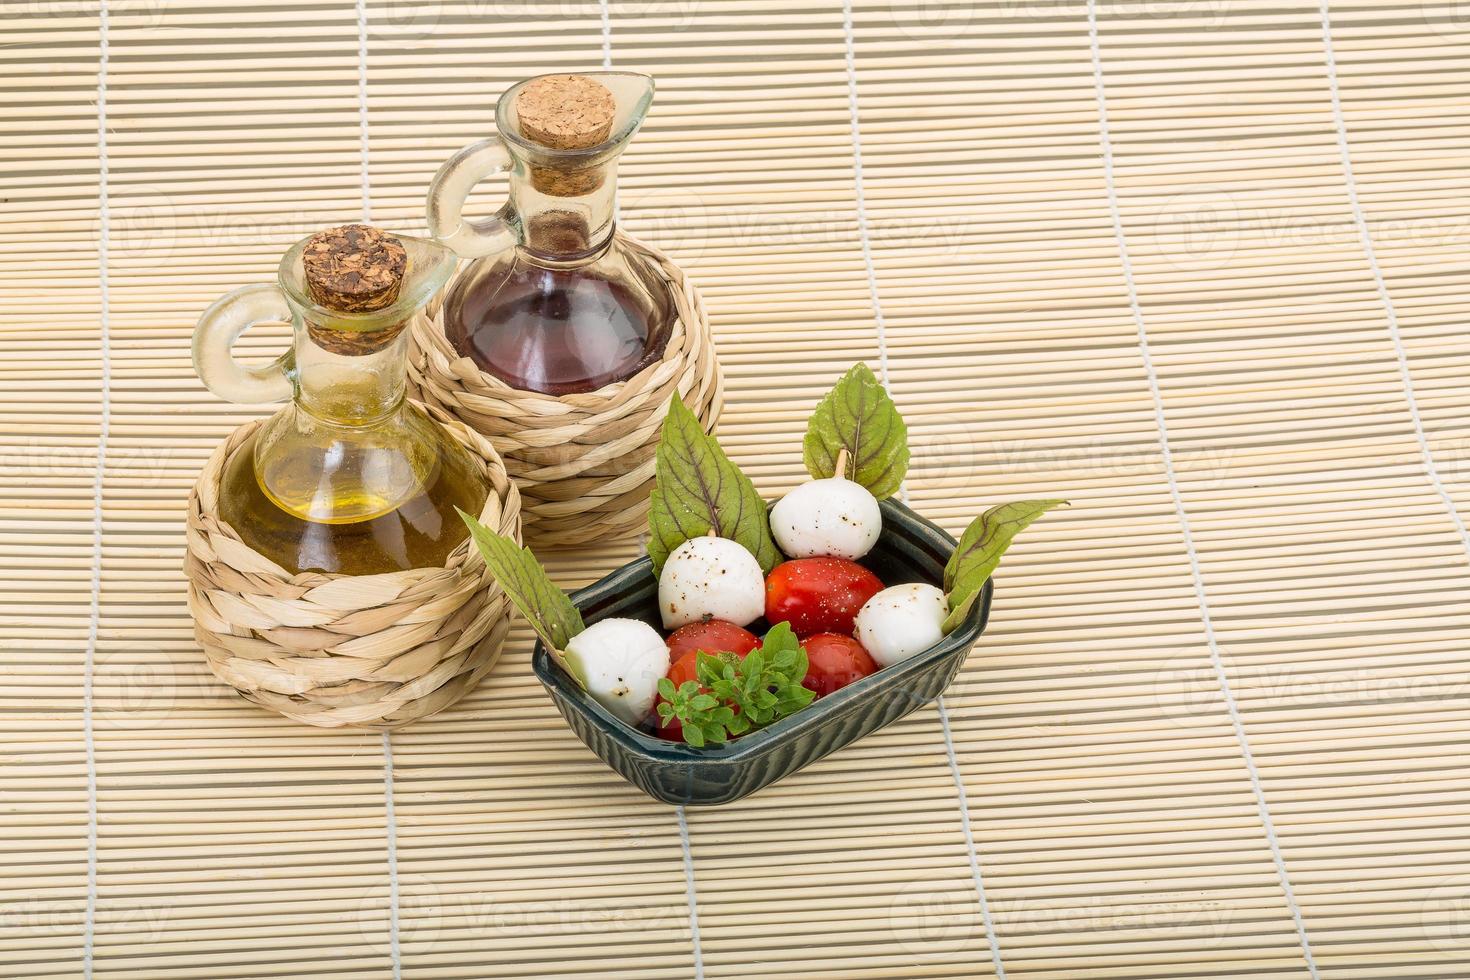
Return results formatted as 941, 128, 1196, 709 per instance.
532, 498, 992, 806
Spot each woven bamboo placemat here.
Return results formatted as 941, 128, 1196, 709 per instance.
4, 1, 1470, 977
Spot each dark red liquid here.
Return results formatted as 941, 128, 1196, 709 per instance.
445, 266, 669, 395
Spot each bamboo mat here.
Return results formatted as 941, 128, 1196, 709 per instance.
3, 0, 1470, 977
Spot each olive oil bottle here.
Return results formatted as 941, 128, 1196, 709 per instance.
195, 224, 487, 575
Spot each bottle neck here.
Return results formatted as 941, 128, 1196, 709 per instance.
510, 158, 618, 262
292, 320, 408, 425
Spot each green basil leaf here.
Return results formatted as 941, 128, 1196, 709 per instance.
458, 509, 586, 687
788, 646, 808, 684
647, 397, 780, 575
778, 695, 813, 714
684, 725, 706, 748
803, 362, 909, 500
695, 652, 722, 687
743, 648, 765, 678
762, 622, 797, 653
943, 499, 1068, 633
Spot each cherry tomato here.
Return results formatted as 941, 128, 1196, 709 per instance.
764, 558, 884, 637
665, 620, 759, 675
657, 620, 759, 740
801, 632, 878, 697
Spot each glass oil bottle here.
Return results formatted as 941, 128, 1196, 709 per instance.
194, 224, 489, 575
426, 72, 676, 395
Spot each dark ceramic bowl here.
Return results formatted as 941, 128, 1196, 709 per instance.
532, 498, 992, 806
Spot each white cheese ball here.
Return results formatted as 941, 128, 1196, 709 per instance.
854, 583, 948, 667
770, 476, 882, 560
658, 536, 765, 630
564, 617, 670, 726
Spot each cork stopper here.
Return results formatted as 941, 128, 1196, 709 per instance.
303, 224, 406, 312
516, 74, 615, 151
301, 224, 409, 356
514, 74, 616, 196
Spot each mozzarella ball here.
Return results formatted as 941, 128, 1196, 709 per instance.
853, 583, 948, 667
564, 618, 670, 726
658, 536, 765, 630
770, 477, 882, 560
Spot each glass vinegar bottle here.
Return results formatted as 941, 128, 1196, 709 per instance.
195, 224, 489, 575
426, 72, 675, 395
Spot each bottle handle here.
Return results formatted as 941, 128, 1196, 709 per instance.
193, 283, 296, 404
426, 136, 517, 258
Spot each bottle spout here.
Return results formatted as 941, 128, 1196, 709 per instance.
394, 235, 458, 309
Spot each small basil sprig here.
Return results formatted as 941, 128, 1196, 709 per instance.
655, 622, 815, 747
646, 397, 780, 575
458, 509, 588, 687
803, 361, 908, 499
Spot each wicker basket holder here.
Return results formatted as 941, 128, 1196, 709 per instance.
184, 408, 521, 730
406, 234, 722, 548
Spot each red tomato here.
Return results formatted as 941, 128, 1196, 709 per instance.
801, 632, 878, 697
764, 558, 884, 637
657, 620, 759, 740
665, 620, 759, 674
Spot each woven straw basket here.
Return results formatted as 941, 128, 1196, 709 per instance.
406, 233, 722, 548
184, 408, 521, 730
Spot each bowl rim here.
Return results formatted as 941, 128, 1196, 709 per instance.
532, 497, 992, 763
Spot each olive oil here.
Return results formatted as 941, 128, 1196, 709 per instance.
219, 421, 485, 575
